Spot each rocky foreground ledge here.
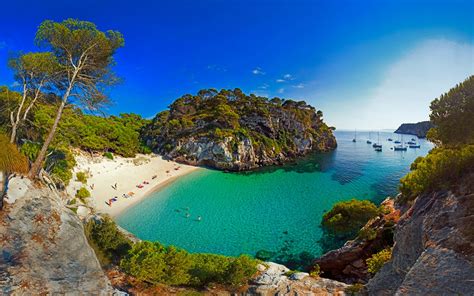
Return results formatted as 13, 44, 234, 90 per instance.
247, 262, 348, 295
0, 177, 113, 294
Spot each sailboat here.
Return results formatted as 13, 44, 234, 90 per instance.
352, 129, 357, 142
394, 135, 407, 151
394, 134, 401, 144
366, 132, 372, 144
372, 132, 382, 148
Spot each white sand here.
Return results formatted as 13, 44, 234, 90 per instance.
67, 152, 200, 217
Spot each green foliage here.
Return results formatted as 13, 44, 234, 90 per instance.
46, 147, 76, 185
76, 171, 88, 183
399, 145, 474, 201
75, 187, 90, 202
120, 244, 258, 287
84, 216, 132, 266
224, 255, 258, 286
31, 104, 151, 157
366, 248, 392, 274
103, 152, 114, 160
143, 88, 335, 159
322, 199, 380, 239
20, 142, 40, 162
310, 264, 321, 277
188, 253, 231, 286
428, 75, 474, 146
399, 76, 474, 202
120, 241, 193, 286
358, 227, 377, 241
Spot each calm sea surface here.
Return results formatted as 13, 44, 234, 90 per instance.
116, 131, 433, 264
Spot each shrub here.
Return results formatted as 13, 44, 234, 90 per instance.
366, 248, 392, 274
45, 147, 76, 186
399, 145, 474, 202
84, 216, 132, 265
188, 253, 230, 286
76, 171, 88, 183
75, 187, 91, 202
322, 199, 380, 239
0, 133, 29, 174
103, 151, 114, 160
224, 255, 258, 286
120, 241, 193, 286
358, 227, 377, 241
20, 141, 41, 162
309, 264, 320, 277
429, 75, 474, 146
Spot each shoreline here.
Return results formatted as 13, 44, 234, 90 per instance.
66, 152, 201, 218
114, 170, 198, 218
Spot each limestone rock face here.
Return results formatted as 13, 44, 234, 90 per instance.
0, 177, 113, 295
367, 175, 474, 295
245, 262, 348, 295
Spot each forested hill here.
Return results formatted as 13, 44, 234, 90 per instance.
394, 121, 434, 138
142, 88, 337, 171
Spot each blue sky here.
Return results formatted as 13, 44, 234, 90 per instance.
0, 0, 473, 129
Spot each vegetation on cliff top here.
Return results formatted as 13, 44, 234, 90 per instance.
400, 76, 474, 201
142, 88, 336, 168
321, 199, 381, 240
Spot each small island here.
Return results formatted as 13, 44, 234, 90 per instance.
394, 121, 434, 138
142, 89, 337, 171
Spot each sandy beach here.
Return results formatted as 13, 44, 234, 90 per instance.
66, 152, 200, 217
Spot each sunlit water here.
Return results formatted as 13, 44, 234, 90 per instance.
116, 131, 432, 266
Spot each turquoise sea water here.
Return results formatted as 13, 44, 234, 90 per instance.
116, 131, 433, 266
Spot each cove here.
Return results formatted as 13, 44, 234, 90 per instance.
116, 131, 433, 268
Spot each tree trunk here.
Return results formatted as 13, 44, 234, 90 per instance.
28, 69, 77, 179
28, 99, 67, 179
10, 82, 28, 144
10, 124, 18, 144
0, 171, 7, 210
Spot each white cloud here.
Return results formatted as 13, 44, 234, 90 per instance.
277, 88, 285, 94
258, 83, 269, 89
10, 81, 20, 88
252, 67, 265, 75
293, 83, 304, 89
276, 73, 295, 83
318, 38, 474, 130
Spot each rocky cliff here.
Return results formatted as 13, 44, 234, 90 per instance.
367, 173, 474, 295
315, 198, 399, 284
142, 89, 337, 171
0, 177, 113, 294
394, 121, 434, 138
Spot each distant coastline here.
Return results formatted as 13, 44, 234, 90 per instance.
394, 121, 434, 138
